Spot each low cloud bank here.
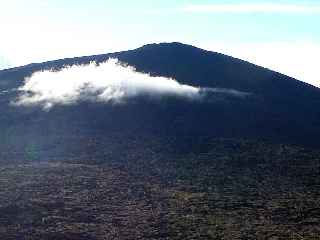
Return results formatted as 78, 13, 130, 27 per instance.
13, 58, 249, 109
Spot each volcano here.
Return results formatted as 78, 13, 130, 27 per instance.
0, 43, 319, 239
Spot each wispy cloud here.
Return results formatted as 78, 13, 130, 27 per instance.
13, 58, 250, 110
183, 3, 320, 14
13, 59, 200, 109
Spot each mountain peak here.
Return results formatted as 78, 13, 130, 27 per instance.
136, 42, 210, 55
139, 42, 198, 49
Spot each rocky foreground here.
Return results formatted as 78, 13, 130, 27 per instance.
0, 139, 320, 239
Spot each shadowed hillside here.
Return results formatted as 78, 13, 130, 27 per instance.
1, 43, 320, 150
0, 43, 320, 239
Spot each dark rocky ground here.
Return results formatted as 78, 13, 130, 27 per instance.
0, 139, 319, 239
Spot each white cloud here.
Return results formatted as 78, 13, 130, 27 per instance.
183, 3, 320, 14
14, 59, 201, 109
13, 58, 250, 110
201, 41, 320, 88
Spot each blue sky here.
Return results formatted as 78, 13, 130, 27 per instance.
0, 0, 319, 86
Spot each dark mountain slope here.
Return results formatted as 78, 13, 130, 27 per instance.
0, 42, 320, 151
2, 42, 319, 96
0, 43, 320, 239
